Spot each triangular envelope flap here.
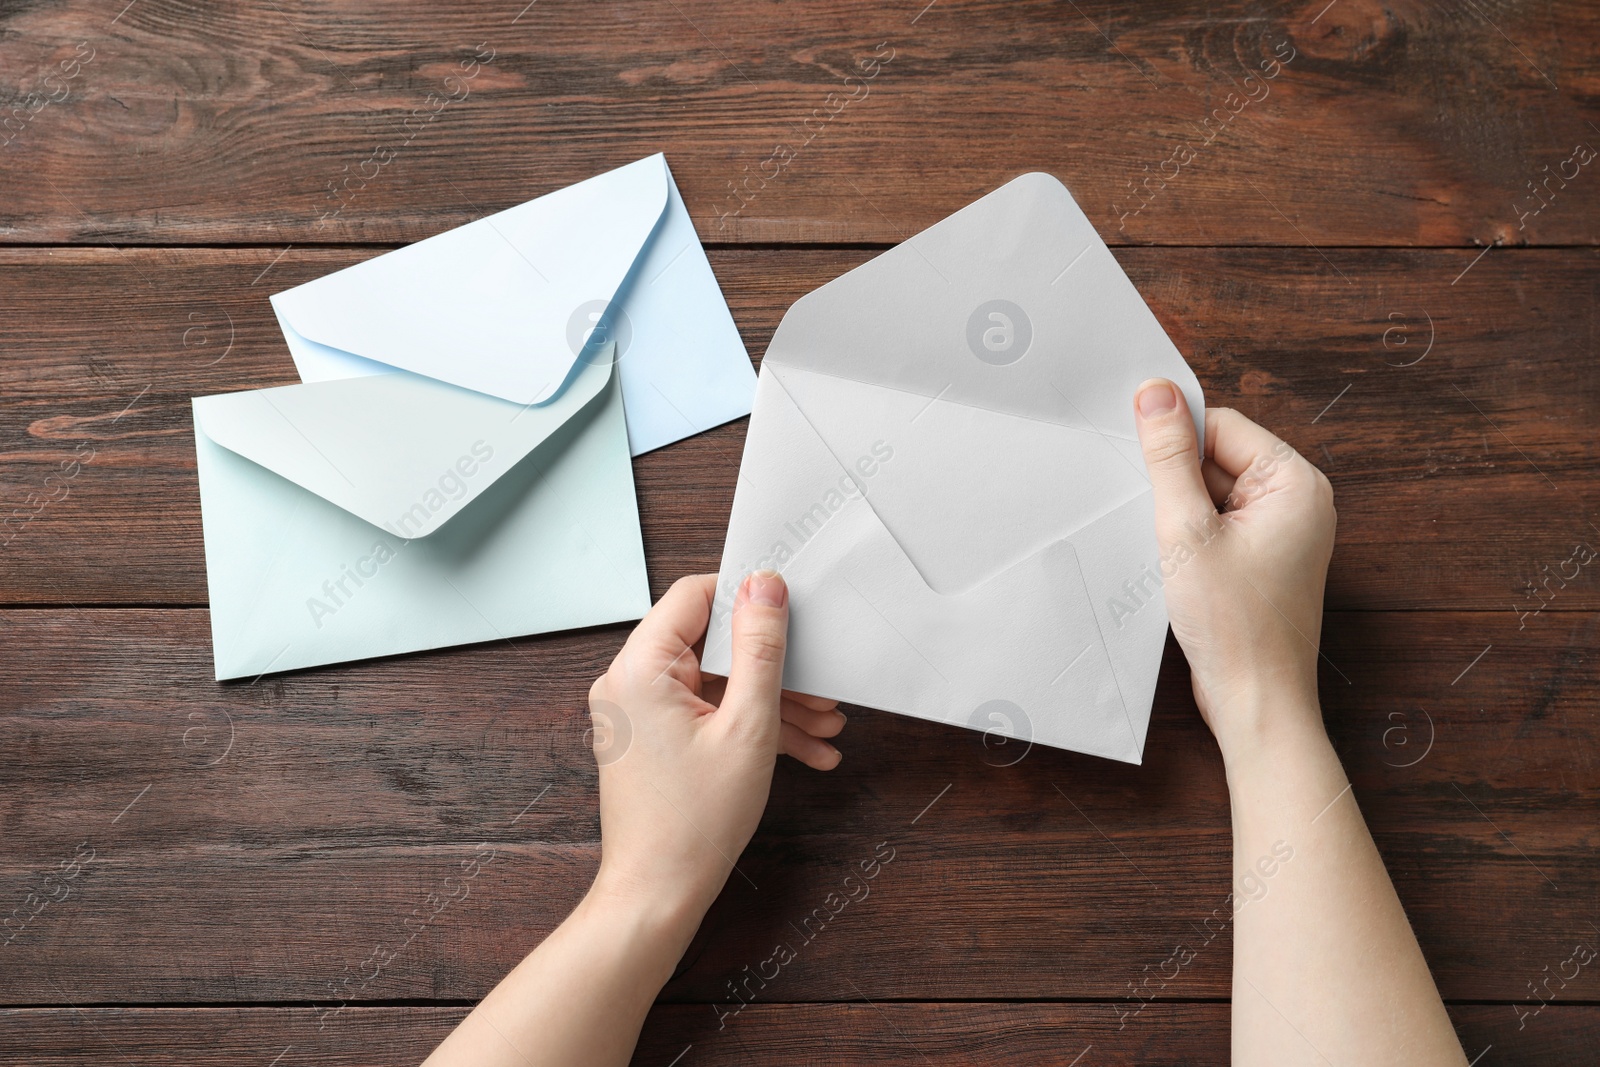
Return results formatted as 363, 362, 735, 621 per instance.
768, 362, 1150, 595
192, 353, 614, 539
272, 155, 669, 405
765, 172, 1202, 444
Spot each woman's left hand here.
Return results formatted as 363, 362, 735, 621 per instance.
424, 571, 846, 1067
587, 571, 846, 930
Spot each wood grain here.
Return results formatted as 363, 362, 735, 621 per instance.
1, 247, 1596, 610
3, 0, 1597, 1057
0, 1, 1595, 246
0, 1003, 1592, 1065
0, 609, 1592, 1003
2, 609, 1591, 852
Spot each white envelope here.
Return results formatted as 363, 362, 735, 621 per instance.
270, 153, 756, 456
701, 173, 1203, 763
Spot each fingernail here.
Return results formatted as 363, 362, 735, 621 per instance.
1137, 379, 1177, 419
744, 569, 787, 608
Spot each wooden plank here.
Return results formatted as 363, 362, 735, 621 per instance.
2, 829, 1588, 1005
648, 1003, 1578, 1067
0, 609, 1590, 852
1, 247, 1596, 609
0, 1003, 1592, 1065
0, 609, 1593, 1002
0, 1, 1595, 246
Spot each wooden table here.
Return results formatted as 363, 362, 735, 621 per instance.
2, 2, 1596, 1062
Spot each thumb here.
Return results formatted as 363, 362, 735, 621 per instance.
721, 570, 789, 739
1133, 378, 1213, 544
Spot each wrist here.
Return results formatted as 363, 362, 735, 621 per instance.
1213, 689, 1352, 832
583, 866, 710, 976
1206, 679, 1331, 772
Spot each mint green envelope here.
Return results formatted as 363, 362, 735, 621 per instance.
192, 353, 649, 681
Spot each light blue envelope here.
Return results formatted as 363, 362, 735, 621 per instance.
269, 153, 756, 456
192, 354, 650, 681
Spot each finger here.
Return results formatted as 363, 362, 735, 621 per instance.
782, 698, 846, 739
782, 690, 839, 713
1201, 458, 1236, 509
781, 720, 842, 771
1133, 378, 1215, 543
720, 570, 790, 736
619, 574, 715, 681
703, 682, 845, 737
1203, 407, 1290, 480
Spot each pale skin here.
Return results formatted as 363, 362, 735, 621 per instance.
1133, 378, 1465, 1066
423, 383, 1465, 1067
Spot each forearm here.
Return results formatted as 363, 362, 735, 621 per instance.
1221, 690, 1465, 1067
423, 878, 700, 1067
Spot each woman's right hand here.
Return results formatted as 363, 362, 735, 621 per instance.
1132, 382, 1468, 1067
1130, 379, 1337, 758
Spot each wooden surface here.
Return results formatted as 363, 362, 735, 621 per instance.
3, 1005, 1600, 1065
1, 0, 1596, 1063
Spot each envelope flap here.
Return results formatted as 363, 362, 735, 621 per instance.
767, 362, 1150, 595
192, 353, 614, 539
271, 155, 670, 405
764, 172, 1203, 444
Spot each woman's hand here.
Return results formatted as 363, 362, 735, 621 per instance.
586, 571, 847, 937
1132, 379, 1336, 757
424, 571, 846, 1067
1133, 382, 1466, 1065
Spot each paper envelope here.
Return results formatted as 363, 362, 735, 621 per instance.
194, 351, 650, 681
270, 153, 756, 456
193, 154, 758, 680
193, 349, 650, 681
701, 173, 1203, 763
